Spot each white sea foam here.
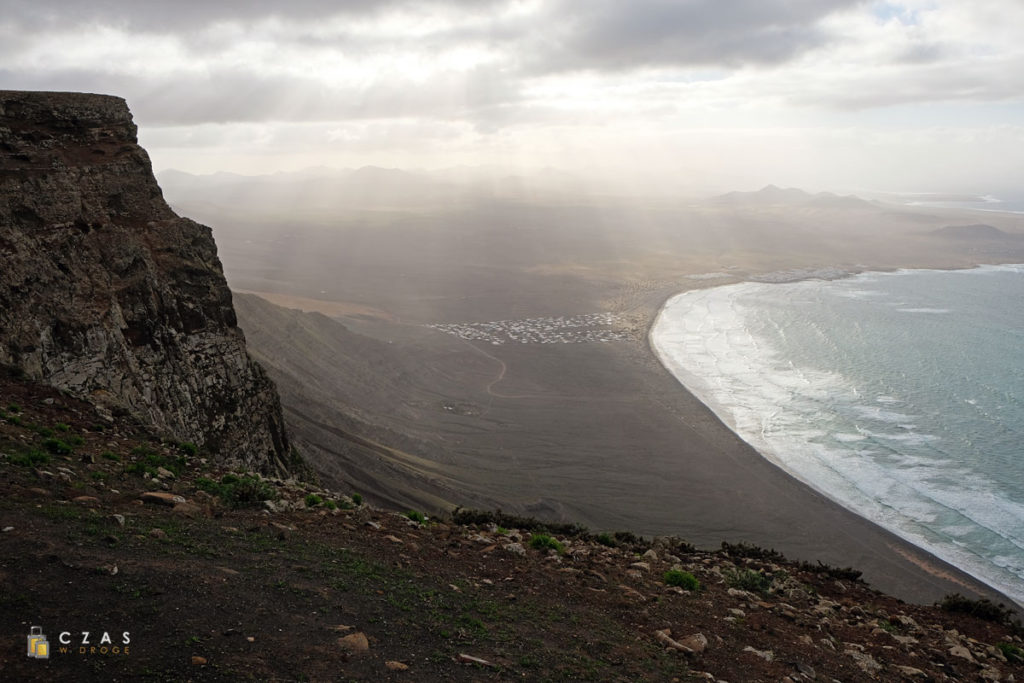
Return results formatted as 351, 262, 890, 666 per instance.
651, 267, 1024, 606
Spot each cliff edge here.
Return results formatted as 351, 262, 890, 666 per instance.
0, 90, 291, 474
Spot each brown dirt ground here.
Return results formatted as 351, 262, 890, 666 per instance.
2, 370, 1023, 682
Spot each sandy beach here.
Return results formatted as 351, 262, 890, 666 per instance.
235, 281, 1014, 608
198, 188, 1024, 609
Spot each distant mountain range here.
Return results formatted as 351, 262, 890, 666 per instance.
712, 184, 878, 209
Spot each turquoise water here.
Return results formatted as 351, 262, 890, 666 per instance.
652, 264, 1024, 605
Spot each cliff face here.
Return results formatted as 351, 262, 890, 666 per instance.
0, 90, 291, 474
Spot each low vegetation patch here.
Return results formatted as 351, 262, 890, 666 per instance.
405, 510, 428, 525
195, 473, 278, 508
663, 569, 700, 591
42, 438, 74, 455
452, 507, 589, 538
720, 541, 786, 563
8, 448, 51, 467
305, 493, 323, 507
938, 593, 1021, 629
125, 447, 186, 478
998, 642, 1024, 663
724, 568, 773, 595
528, 533, 565, 554
797, 559, 863, 582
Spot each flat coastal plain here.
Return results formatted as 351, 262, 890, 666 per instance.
169, 181, 1024, 607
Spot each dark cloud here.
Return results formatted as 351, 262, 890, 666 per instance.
0, 65, 523, 126
1, 0, 511, 32
527, 0, 863, 71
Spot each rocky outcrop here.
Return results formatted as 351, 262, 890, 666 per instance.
0, 90, 291, 474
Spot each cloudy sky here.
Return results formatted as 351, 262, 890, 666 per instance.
3, 0, 1023, 194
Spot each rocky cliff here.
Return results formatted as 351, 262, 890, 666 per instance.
0, 90, 291, 474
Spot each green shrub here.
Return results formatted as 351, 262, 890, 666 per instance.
9, 449, 50, 467
43, 438, 73, 455
36, 427, 54, 438
324, 499, 338, 511
405, 510, 428, 524
125, 448, 186, 478
68, 435, 85, 446
997, 642, 1024, 662
351, 493, 362, 506
451, 507, 590, 538
937, 593, 1018, 625
720, 541, 786, 562
7, 403, 21, 413
100, 451, 121, 462
664, 569, 700, 591
55, 423, 70, 432
528, 533, 565, 554
305, 493, 323, 507
724, 568, 773, 595
595, 532, 617, 547
195, 474, 278, 508
177, 442, 198, 457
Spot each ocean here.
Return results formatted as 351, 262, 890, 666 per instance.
651, 264, 1024, 606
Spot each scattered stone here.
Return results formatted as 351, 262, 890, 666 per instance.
845, 649, 882, 674
2, 526, 13, 532
246, 636, 255, 643
110, 514, 125, 526
728, 608, 746, 619
172, 502, 204, 518
332, 624, 355, 632
364, 521, 381, 530
743, 646, 774, 662
384, 534, 404, 544
895, 665, 927, 678
148, 528, 168, 540
949, 644, 976, 663
338, 632, 370, 652
678, 633, 709, 654
72, 495, 100, 505
385, 661, 409, 671
630, 561, 651, 572
655, 629, 706, 655
457, 653, 495, 667
642, 549, 659, 561
618, 585, 646, 601
795, 661, 816, 679
269, 522, 293, 540
156, 466, 174, 479
504, 543, 526, 556
191, 656, 207, 666
140, 491, 185, 506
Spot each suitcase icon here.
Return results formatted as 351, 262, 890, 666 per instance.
27, 626, 49, 659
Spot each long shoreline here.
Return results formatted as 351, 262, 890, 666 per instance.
647, 264, 1024, 609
